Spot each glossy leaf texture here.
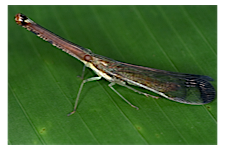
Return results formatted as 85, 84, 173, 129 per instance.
8, 5, 217, 144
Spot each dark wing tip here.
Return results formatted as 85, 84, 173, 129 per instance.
198, 79, 216, 104
185, 77, 216, 104
199, 75, 214, 81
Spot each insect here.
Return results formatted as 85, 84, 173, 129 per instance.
15, 13, 216, 116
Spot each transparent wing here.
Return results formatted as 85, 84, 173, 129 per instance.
103, 60, 215, 105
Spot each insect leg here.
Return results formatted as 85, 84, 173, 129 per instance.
119, 83, 159, 99
77, 65, 86, 79
108, 82, 139, 110
67, 76, 102, 116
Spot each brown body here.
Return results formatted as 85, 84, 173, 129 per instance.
15, 13, 215, 113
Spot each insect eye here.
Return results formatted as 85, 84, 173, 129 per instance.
84, 55, 92, 62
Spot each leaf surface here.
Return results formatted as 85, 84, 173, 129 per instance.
8, 5, 217, 145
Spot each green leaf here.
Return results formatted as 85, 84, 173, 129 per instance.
8, 5, 217, 145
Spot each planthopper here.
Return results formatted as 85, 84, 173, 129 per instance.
14, 13, 216, 116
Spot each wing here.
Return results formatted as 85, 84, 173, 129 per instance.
102, 60, 216, 105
